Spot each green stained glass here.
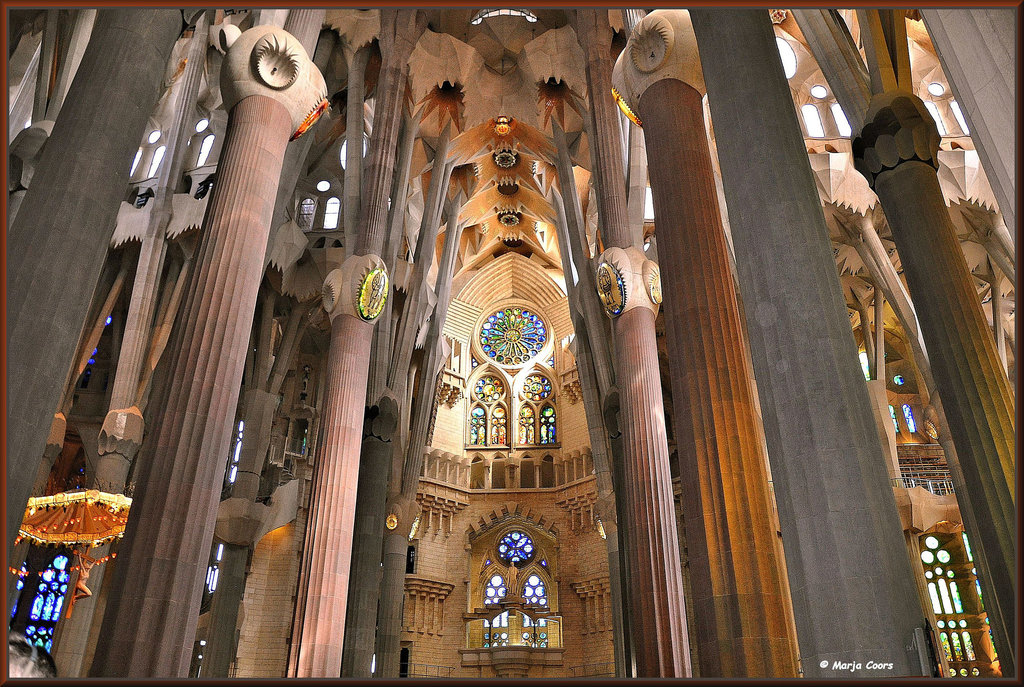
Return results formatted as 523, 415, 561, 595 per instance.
480, 308, 546, 365
950, 581, 964, 613
539, 404, 556, 444
950, 631, 963, 661
939, 632, 952, 662
962, 532, 973, 561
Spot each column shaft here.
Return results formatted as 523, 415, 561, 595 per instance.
871, 162, 1015, 671
7, 8, 182, 549
292, 315, 375, 676
690, 9, 926, 677
89, 95, 293, 677
638, 78, 797, 677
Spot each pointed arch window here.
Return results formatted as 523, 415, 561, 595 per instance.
539, 404, 556, 444
518, 405, 536, 445
522, 573, 547, 606
484, 574, 507, 604
22, 553, 70, 651
196, 134, 216, 166
469, 406, 487, 446
490, 405, 508, 445
298, 198, 317, 231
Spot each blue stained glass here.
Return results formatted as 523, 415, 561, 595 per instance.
41, 595, 54, 621
497, 530, 535, 566
42, 570, 53, 583
30, 596, 43, 620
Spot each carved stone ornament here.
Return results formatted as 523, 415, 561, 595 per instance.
642, 260, 662, 305
851, 91, 941, 188
220, 25, 329, 141
596, 246, 662, 318
322, 254, 389, 324
612, 10, 705, 124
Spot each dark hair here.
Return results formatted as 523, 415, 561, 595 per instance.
8, 633, 57, 678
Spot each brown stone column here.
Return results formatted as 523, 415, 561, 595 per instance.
634, 74, 798, 676
575, 9, 690, 677
853, 93, 1016, 672
90, 26, 326, 677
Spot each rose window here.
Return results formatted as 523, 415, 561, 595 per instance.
497, 530, 535, 567
522, 374, 552, 401
480, 308, 546, 366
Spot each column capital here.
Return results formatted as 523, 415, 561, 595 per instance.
220, 25, 328, 140
595, 246, 662, 318
97, 406, 145, 460
322, 254, 390, 324
612, 10, 705, 127
852, 90, 940, 188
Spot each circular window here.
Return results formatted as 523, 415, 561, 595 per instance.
924, 535, 940, 550
937, 550, 951, 563
474, 375, 505, 402
522, 374, 552, 401
148, 130, 161, 144
927, 82, 945, 97
921, 550, 935, 564
497, 530, 535, 567
195, 119, 209, 133
316, 179, 331, 192
480, 308, 547, 366
810, 84, 828, 99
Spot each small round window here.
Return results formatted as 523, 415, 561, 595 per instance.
497, 530, 535, 567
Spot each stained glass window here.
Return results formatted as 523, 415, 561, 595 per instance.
961, 632, 976, 661
497, 531, 535, 567
474, 375, 505, 402
939, 632, 953, 662
25, 554, 70, 652
518, 405, 535, 445
902, 404, 917, 433
482, 611, 510, 647
522, 374, 552, 401
950, 581, 964, 613
928, 582, 942, 615
888, 405, 900, 433
470, 406, 486, 445
950, 631, 964, 661
490, 406, 508, 445
522, 574, 548, 606
539, 405, 556, 445
485, 575, 507, 605
480, 308, 546, 366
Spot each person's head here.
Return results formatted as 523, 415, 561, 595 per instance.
8, 633, 57, 678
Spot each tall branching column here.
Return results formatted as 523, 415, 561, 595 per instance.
575, 9, 690, 677
853, 94, 1016, 672
90, 26, 327, 677
291, 10, 424, 677
6, 8, 182, 550
614, 11, 797, 677
689, 9, 926, 678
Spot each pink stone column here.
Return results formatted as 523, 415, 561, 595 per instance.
90, 25, 326, 676
636, 77, 798, 677
90, 95, 292, 677
291, 309, 374, 676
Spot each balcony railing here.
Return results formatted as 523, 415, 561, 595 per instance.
891, 476, 956, 496
402, 663, 453, 678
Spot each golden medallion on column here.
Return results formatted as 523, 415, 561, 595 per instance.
358, 267, 389, 321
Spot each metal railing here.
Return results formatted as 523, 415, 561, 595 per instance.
891, 476, 956, 496
569, 662, 616, 678
402, 663, 454, 678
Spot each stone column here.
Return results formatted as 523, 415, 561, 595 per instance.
689, 9, 926, 678
89, 26, 326, 677
52, 14, 210, 676
340, 400, 399, 677
291, 12, 424, 677
614, 11, 797, 677
852, 92, 1016, 672
575, 9, 689, 677
7, 8, 182, 550
343, 45, 370, 252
